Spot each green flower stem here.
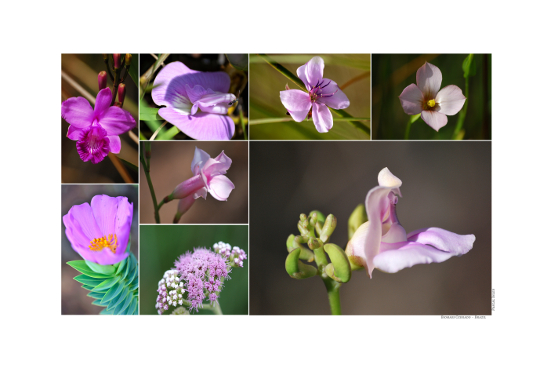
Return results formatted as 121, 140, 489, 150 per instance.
453, 77, 469, 140
140, 150, 160, 223
322, 278, 342, 315
201, 302, 223, 315
249, 117, 370, 125
313, 247, 329, 267
404, 118, 412, 140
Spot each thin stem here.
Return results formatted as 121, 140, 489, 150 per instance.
322, 278, 342, 315
404, 118, 412, 140
140, 152, 160, 223
201, 302, 223, 315
453, 76, 469, 140
150, 121, 167, 140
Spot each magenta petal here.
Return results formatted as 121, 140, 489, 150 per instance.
399, 84, 424, 115
305, 56, 325, 87
61, 96, 94, 128
416, 62, 442, 99
421, 110, 448, 131
436, 85, 466, 116
91, 195, 118, 237
152, 61, 197, 107
407, 227, 475, 256
64, 202, 102, 246
280, 90, 311, 122
99, 106, 136, 135
108, 135, 121, 154
373, 241, 455, 273
208, 175, 235, 201
312, 103, 333, 133
114, 197, 133, 256
158, 108, 235, 140
94, 88, 113, 120
67, 125, 84, 141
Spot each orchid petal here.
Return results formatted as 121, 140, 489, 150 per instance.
421, 110, 448, 131
208, 175, 235, 201
312, 103, 333, 133
406, 227, 475, 256
435, 85, 466, 116
399, 84, 424, 115
108, 135, 121, 154
191, 147, 211, 174
152, 61, 197, 107
94, 88, 113, 120
67, 125, 84, 141
61, 96, 94, 128
416, 62, 442, 99
172, 174, 207, 199
99, 106, 136, 135
280, 90, 312, 122
158, 108, 235, 140
373, 241, 455, 273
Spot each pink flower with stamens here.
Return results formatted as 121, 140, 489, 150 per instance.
399, 62, 466, 132
280, 56, 350, 133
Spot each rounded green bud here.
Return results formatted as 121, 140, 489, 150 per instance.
285, 248, 318, 279
308, 237, 323, 250
286, 235, 314, 262
348, 204, 367, 240
324, 243, 351, 283
125, 54, 132, 67
309, 210, 326, 224
320, 214, 337, 243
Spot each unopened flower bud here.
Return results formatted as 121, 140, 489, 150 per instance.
348, 204, 367, 240
320, 214, 337, 243
125, 54, 132, 67
118, 83, 126, 105
113, 54, 122, 69
98, 71, 107, 90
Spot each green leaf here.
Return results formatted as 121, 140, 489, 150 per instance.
128, 54, 139, 88
101, 281, 124, 304
93, 275, 120, 292
156, 125, 180, 140
257, 54, 306, 91
462, 54, 477, 78
127, 297, 138, 315
140, 106, 162, 121
87, 291, 106, 299
112, 288, 131, 314
123, 253, 137, 280
92, 299, 110, 307
85, 260, 116, 275
118, 157, 138, 172
67, 261, 111, 279
100, 308, 114, 315
107, 286, 130, 311
115, 257, 128, 275
118, 292, 135, 315
81, 284, 95, 291
74, 274, 104, 287
126, 262, 138, 284
129, 277, 139, 291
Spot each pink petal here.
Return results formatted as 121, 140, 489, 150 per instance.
152, 61, 197, 107
177, 196, 196, 216
435, 85, 466, 116
421, 110, 448, 131
172, 175, 207, 199
296, 64, 309, 88
316, 80, 350, 110
91, 194, 118, 237
312, 103, 333, 133
346, 221, 371, 269
280, 90, 312, 122
416, 62, 442, 99
406, 227, 475, 256
64, 202, 102, 242
99, 106, 136, 135
304, 56, 325, 88
94, 88, 113, 120
158, 108, 235, 140
67, 125, 84, 141
191, 147, 211, 173
373, 241, 455, 273
114, 196, 133, 255
208, 175, 235, 201
61, 96, 94, 128
203, 153, 232, 177
108, 135, 121, 154
399, 84, 424, 115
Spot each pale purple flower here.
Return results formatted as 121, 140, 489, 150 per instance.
63, 195, 133, 265
346, 168, 474, 278
280, 56, 350, 133
152, 61, 237, 140
62, 88, 136, 164
171, 147, 235, 201
399, 62, 466, 132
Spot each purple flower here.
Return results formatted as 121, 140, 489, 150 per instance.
152, 61, 237, 140
63, 195, 133, 265
62, 88, 136, 164
171, 147, 235, 201
399, 62, 466, 132
346, 168, 474, 278
280, 56, 350, 133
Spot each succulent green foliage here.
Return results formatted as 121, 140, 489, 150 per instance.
68, 252, 139, 315
323, 243, 352, 283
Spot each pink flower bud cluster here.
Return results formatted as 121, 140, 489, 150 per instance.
155, 270, 186, 315
213, 241, 247, 267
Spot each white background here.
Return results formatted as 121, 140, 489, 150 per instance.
1, 0, 547, 366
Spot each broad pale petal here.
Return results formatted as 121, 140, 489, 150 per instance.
152, 61, 197, 107
346, 221, 370, 269
172, 175, 207, 199
421, 110, 448, 131
91, 194, 118, 237
407, 227, 475, 256
373, 242, 454, 273
61, 96, 94, 128
399, 84, 424, 115
378, 167, 402, 191
416, 62, 442, 99
203, 153, 232, 177
312, 103, 333, 133
67, 125, 84, 141
108, 135, 121, 154
316, 80, 350, 109
158, 108, 235, 140
64, 203, 102, 243
179, 71, 231, 94
280, 90, 312, 122
435, 85, 466, 116
305, 56, 325, 88
99, 106, 136, 135
208, 175, 235, 201
191, 147, 211, 173
297, 64, 309, 89
94, 88, 113, 120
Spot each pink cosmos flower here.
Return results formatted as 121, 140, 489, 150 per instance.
399, 62, 466, 131
346, 168, 474, 278
171, 147, 235, 201
61, 88, 136, 164
152, 62, 237, 140
280, 56, 350, 133
63, 195, 133, 265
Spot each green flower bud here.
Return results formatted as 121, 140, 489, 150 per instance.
285, 248, 318, 279
323, 243, 351, 283
308, 237, 323, 250
320, 214, 337, 243
286, 235, 314, 262
309, 210, 326, 224
348, 204, 368, 240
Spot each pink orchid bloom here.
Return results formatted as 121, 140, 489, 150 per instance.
280, 56, 350, 133
399, 62, 466, 132
171, 147, 235, 201
152, 62, 236, 140
346, 168, 474, 278
61, 88, 136, 164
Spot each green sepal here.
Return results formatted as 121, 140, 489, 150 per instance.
410, 113, 421, 124
67, 261, 111, 279
85, 260, 116, 275
285, 248, 318, 279
74, 274, 104, 287
101, 281, 124, 304
348, 203, 367, 240
93, 275, 120, 292
324, 243, 351, 283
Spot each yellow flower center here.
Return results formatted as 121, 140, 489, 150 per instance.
89, 234, 118, 253
427, 99, 436, 108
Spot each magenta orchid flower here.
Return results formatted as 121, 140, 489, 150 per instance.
399, 62, 466, 131
152, 62, 237, 140
280, 56, 350, 133
346, 168, 474, 278
171, 147, 235, 202
61, 88, 136, 164
63, 195, 133, 265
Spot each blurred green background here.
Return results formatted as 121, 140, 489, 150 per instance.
140, 225, 249, 315
372, 54, 491, 140
249, 54, 370, 140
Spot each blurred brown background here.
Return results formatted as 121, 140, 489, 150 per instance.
140, 141, 248, 223
250, 141, 491, 315
61, 185, 138, 315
